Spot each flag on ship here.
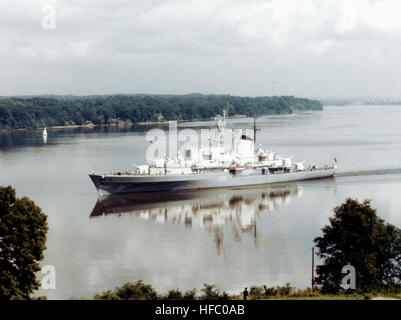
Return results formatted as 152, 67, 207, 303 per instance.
334, 157, 338, 164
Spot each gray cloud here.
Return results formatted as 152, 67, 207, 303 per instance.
1, 0, 401, 98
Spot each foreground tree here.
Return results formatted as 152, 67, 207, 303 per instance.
0, 186, 48, 299
314, 198, 401, 293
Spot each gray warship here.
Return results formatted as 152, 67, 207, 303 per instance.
89, 112, 336, 194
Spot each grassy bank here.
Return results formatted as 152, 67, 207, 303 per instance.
76, 281, 400, 300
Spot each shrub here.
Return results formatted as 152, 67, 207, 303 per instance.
94, 280, 158, 300
200, 284, 230, 300
165, 289, 183, 300
183, 289, 197, 300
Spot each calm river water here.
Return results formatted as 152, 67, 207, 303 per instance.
1, 105, 401, 299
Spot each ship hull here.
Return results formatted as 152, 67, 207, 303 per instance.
89, 168, 336, 194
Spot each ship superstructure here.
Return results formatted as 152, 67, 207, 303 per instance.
89, 111, 336, 194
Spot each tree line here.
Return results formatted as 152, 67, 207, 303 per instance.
0, 94, 323, 130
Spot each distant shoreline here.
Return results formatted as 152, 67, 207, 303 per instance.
0, 114, 249, 133
0, 94, 323, 132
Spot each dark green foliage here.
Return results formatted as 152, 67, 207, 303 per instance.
314, 198, 401, 293
165, 289, 183, 300
94, 281, 199, 300
276, 283, 294, 296
0, 94, 323, 130
250, 283, 295, 298
182, 289, 197, 300
94, 280, 158, 300
200, 283, 230, 300
152, 288, 197, 300
249, 285, 265, 299
0, 186, 48, 299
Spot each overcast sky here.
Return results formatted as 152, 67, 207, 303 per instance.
1, 0, 401, 98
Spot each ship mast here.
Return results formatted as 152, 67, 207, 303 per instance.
253, 115, 260, 151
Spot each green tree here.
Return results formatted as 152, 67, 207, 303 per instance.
314, 198, 401, 293
165, 289, 183, 300
200, 283, 230, 300
0, 186, 48, 299
94, 280, 158, 300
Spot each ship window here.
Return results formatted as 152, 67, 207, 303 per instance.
185, 150, 191, 158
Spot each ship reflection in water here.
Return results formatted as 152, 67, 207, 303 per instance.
90, 185, 301, 254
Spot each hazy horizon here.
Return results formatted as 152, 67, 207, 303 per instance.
2, 1, 401, 99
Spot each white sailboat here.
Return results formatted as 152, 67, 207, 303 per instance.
42, 127, 48, 144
